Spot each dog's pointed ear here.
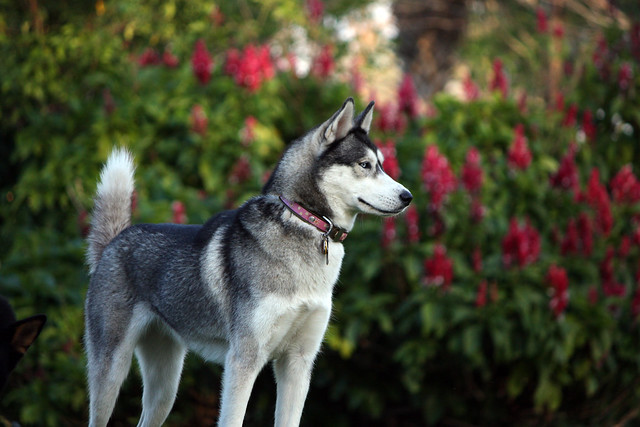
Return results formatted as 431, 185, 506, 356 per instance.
354, 101, 375, 133
322, 98, 355, 144
10, 314, 46, 354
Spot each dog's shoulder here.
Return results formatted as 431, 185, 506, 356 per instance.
194, 209, 238, 249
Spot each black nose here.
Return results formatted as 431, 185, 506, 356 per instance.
399, 190, 413, 205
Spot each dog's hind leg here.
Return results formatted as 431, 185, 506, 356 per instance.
135, 322, 186, 427
86, 308, 144, 427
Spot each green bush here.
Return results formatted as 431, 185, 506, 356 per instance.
1, 1, 640, 426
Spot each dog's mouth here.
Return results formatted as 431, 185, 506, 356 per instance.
358, 198, 407, 215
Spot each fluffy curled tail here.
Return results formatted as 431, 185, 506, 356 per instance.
86, 148, 135, 274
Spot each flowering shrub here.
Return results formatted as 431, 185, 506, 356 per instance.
327, 13, 640, 425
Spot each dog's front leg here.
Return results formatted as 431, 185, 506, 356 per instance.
218, 346, 265, 427
273, 308, 330, 427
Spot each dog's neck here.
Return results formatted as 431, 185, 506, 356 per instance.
279, 196, 349, 242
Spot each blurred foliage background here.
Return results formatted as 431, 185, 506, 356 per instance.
1, 0, 640, 425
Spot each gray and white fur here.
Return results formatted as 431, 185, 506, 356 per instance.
84, 98, 412, 427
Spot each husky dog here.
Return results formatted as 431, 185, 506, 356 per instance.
85, 98, 412, 427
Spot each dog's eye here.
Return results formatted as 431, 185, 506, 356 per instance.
359, 162, 371, 170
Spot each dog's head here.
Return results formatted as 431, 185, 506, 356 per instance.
263, 98, 412, 229
0, 296, 46, 391
315, 99, 413, 219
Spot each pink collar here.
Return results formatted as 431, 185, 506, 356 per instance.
279, 195, 348, 242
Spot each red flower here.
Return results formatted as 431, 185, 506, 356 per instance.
461, 147, 483, 194
311, 45, 335, 80
633, 223, 640, 247
631, 22, 640, 62
502, 218, 541, 268
563, 60, 574, 77
306, 0, 324, 24
470, 198, 485, 223
405, 205, 420, 243
555, 92, 565, 112
172, 201, 187, 224
259, 45, 275, 80
382, 217, 396, 248
618, 63, 633, 91
632, 285, 640, 319
241, 116, 258, 147
582, 110, 596, 141
229, 156, 251, 184
610, 164, 640, 204
376, 103, 395, 133
592, 35, 611, 79
619, 236, 632, 258
398, 73, 419, 118
476, 280, 488, 308
240, 45, 265, 90
600, 247, 626, 297
536, 8, 548, 33
378, 140, 400, 180
462, 73, 480, 101
517, 91, 528, 114
552, 22, 565, 39
507, 124, 532, 170
225, 45, 274, 91
547, 264, 569, 317
376, 103, 406, 134
577, 212, 593, 256
489, 59, 508, 98
191, 39, 214, 85
585, 168, 613, 236
422, 145, 457, 210
424, 244, 454, 289
428, 211, 446, 237
560, 219, 579, 255
138, 48, 161, 66
162, 50, 179, 68
550, 145, 579, 195
472, 247, 483, 273
190, 104, 207, 136
562, 104, 578, 127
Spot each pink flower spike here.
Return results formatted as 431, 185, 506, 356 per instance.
507, 124, 532, 170
421, 145, 456, 211
462, 73, 480, 101
618, 63, 633, 91
172, 201, 187, 224
424, 244, 454, 290
398, 73, 419, 118
306, 0, 324, 24
461, 147, 483, 194
536, 8, 548, 33
547, 264, 569, 317
311, 45, 335, 80
476, 280, 488, 308
191, 39, 214, 85
489, 59, 508, 98
382, 217, 397, 248
405, 205, 420, 244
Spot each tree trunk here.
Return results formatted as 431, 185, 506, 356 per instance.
392, 0, 469, 99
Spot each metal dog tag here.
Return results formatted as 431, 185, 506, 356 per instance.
322, 237, 329, 265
